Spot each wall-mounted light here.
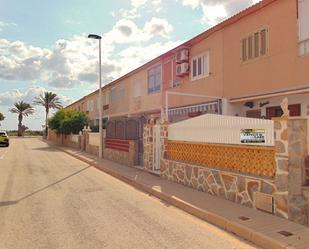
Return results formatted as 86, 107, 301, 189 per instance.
244, 101, 254, 108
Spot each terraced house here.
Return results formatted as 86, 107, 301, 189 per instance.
57, 0, 309, 225
67, 0, 309, 163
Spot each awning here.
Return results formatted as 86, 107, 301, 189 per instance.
229, 85, 309, 103
168, 102, 219, 116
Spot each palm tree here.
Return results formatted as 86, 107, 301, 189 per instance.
33, 92, 62, 137
0, 112, 4, 129
10, 101, 34, 136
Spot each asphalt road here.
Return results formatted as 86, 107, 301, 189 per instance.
0, 138, 259, 249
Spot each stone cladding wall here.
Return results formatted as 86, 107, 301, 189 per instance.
104, 140, 138, 167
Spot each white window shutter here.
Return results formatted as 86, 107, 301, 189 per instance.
299, 0, 309, 42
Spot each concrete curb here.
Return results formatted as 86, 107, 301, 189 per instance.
56, 146, 292, 249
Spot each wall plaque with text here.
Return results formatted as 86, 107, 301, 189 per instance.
240, 129, 265, 143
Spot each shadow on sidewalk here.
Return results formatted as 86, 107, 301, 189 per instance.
0, 166, 91, 207
31, 146, 60, 152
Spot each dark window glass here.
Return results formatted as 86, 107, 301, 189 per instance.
254, 32, 259, 57
248, 36, 253, 59
198, 57, 202, 75
193, 59, 197, 77
242, 38, 247, 61
260, 29, 267, 55
148, 65, 161, 94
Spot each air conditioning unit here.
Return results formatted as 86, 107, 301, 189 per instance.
176, 63, 189, 76
176, 49, 189, 63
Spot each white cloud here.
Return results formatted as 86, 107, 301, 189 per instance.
176, 0, 259, 25
201, 4, 227, 25
0, 14, 174, 89
0, 21, 16, 32
0, 39, 50, 81
111, 0, 163, 20
104, 17, 173, 44
0, 86, 72, 107
0, 86, 73, 130
144, 18, 173, 38
0, 35, 118, 88
131, 0, 148, 8
117, 40, 183, 75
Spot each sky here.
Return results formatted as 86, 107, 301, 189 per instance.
0, 0, 260, 130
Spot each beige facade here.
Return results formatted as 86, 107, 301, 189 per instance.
66, 0, 309, 124
61, 0, 309, 224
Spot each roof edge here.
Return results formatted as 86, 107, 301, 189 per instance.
66, 0, 278, 109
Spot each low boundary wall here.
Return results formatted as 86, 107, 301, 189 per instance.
158, 117, 309, 225
161, 159, 278, 212
104, 139, 138, 166
47, 129, 81, 149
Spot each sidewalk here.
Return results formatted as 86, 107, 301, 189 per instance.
49, 142, 309, 249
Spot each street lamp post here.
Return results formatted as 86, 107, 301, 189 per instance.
88, 34, 103, 158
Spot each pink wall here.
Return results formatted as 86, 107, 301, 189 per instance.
67, 0, 309, 120
223, 0, 309, 99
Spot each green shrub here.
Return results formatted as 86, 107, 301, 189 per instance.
49, 109, 88, 134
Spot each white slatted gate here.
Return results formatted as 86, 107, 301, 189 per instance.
152, 124, 161, 173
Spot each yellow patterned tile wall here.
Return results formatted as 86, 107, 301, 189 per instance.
167, 141, 276, 178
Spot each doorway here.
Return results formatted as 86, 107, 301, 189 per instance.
266, 104, 301, 119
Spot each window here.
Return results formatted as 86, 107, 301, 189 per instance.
266, 104, 301, 119
148, 65, 161, 94
254, 32, 260, 57
105, 91, 110, 105
110, 87, 125, 103
110, 87, 117, 103
246, 110, 261, 119
86, 100, 94, 111
248, 36, 253, 59
133, 80, 142, 97
299, 0, 309, 42
241, 28, 268, 62
260, 29, 267, 55
241, 39, 247, 61
299, 39, 309, 56
96, 96, 101, 110
191, 51, 209, 81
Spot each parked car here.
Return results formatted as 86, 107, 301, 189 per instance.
0, 131, 9, 147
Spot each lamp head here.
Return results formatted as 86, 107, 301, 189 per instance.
88, 34, 102, 39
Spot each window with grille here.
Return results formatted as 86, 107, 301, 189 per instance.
148, 64, 161, 94
191, 51, 209, 81
241, 28, 269, 62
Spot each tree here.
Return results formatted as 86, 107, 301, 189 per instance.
48, 109, 88, 134
9, 101, 34, 136
0, 112, 4, 129
33, 91, 62, 137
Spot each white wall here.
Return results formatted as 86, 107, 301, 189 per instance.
71, 135, 79, 143
88, 132, 100, 146
222, 98, 243, 116
168, 114, 274, 146
238, 93, 309, 118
